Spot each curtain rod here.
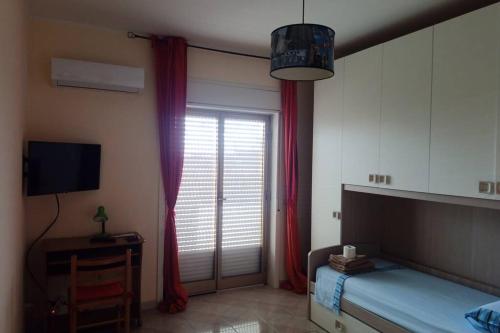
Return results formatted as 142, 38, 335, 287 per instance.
127, 32, 270, 60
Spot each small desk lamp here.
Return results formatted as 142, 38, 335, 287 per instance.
91, 206, 113, 242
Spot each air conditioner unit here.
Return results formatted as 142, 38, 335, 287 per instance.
51, 58, 145, 93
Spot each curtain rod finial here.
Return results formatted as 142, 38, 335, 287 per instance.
127, 32, 136, 39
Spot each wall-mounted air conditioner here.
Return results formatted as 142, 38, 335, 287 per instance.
51, 58, 145, 93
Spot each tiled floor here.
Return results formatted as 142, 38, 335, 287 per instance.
136, 286, 326, 333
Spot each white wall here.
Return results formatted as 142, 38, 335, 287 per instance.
25, 18, 160, 306
25, 18, 314, 306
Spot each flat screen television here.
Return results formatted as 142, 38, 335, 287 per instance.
27, 141, 101, 196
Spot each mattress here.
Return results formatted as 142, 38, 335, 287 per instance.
314, 258, 499, 333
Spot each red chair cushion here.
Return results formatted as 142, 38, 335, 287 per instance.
76, 282, 124, 301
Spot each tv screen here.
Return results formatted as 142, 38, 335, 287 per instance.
27, 141, 101, 196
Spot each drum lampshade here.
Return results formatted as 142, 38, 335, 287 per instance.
270, 24, 335, 81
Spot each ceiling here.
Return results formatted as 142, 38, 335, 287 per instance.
29, 0, 497, 58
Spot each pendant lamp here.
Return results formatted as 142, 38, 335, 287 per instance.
270, 0, 335, 81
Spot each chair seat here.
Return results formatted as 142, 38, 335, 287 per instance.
76, 282, 124, 301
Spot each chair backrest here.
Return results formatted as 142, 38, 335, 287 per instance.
70, 249, 132, 302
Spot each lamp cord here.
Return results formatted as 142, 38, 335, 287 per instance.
302, 0, 305, 24
25, 193, 60, 299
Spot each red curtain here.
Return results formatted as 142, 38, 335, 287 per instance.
153, 36, 188, 313
280, 80, 307, 294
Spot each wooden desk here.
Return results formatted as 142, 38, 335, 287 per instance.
42, 233, 144, 330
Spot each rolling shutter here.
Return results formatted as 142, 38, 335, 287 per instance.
221, 118, 266, 277
176, 114, 218, 283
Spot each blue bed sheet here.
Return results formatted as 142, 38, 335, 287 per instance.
314, 258, 499, 333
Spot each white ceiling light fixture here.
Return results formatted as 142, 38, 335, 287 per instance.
270, 0, 335, 81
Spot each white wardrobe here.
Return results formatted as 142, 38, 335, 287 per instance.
311, 59, 344, 250
311, 3, 500, 250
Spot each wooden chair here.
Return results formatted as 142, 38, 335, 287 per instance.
69, 249, 132, 333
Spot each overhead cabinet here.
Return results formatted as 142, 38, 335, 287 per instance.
311, 59, 345, 250
378, 28, 433, 192
429, 4, 500, 199
312, 2, 500, 251
341, 28, 433, 192
341, 45, 383, 187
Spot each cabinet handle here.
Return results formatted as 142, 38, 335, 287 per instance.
497, 182, 500, 195
369, 174, 380, 183
334, 319, 344, 332
370, 174, 392, 185
479, 181, 494, 194
379, 175, 391, 185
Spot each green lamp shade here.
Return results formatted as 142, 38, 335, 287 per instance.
90, 205, 113, 243
93, 206, 108, 223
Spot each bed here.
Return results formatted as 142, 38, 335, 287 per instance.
308, 245, 500, 333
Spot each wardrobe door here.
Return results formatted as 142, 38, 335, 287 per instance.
311, 59, 344, 250
379, 28, 433, 192
493, 4, 500, 200
430, 4, 499, 199
342, 45, 382, 187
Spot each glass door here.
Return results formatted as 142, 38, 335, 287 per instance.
176, 110, 269, 294
218, 115, 268, 289
176, 113, 219, 294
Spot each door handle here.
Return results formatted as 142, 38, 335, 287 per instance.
334, 319, 344, 332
